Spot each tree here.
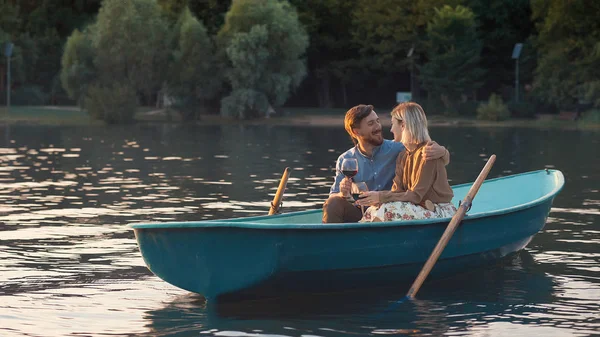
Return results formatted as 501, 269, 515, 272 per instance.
467, 0, 535, 98
92, 0, 170, 102
351, 0, 463, 71
166, 9, 222, 119
60, 0, 171, 123
218, 0, 308, 119
2, 0, 101, 103
289, 0, 359, 108
350, 0, 463, 101
60, 27, 96, 105
532, 0, 600, 110
419, 5, 485, 112
188, 0, 231, 36
157, 0, 188, 20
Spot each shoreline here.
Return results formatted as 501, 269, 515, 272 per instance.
196, 114, 599, 130
0, 106, 598, 130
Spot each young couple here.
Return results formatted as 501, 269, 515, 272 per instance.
322, 102, 457, 223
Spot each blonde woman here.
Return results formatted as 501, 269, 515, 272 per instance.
356, 102, 457, 222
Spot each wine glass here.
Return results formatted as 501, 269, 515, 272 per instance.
341, 158, 358, 199
351, 181, 369, 215
341, 158, 358, 180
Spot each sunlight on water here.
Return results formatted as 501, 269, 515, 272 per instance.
0, 125, 598, 337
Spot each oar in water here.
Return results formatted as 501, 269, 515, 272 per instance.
404, 154, 497, 300
269, 167, 291, 215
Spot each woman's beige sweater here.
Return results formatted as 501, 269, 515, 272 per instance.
379, 142, 453, 204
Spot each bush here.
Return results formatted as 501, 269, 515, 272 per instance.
84, 83, 138, 124
477, 94, 510, 121
169, 96, 205, 120
11, 85, 48, 105
418, 99, 446, 116
220, 89, 269, 119
580, 109, 600, 124
456, 100, 480, 117
508, 101, 537, 119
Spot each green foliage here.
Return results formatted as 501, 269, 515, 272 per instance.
60, 28, 96, 105
218, 0, 308, 119
580, 109, 600, 124
467, 0, 535, 90
289, 0, 359, 107
188, 0, 231, 36
60, 0, 172, 122
456, 100, 480, 117
157, 0, 188, 20
352, 0, 463, 71
84, 83, 138, 124
29, 29, 63, 92
507, 101, 536, 119
167, 9, 221, 120
532, 0, 600, 109
579, 42, 600, 108
477, 93, 510, 121
11, 85, 48, 105
93, 0, 170, 99
2, 0, 100, 105
1, 29, 35, 87
0, 0, 20, 35
221, 88, 270, 119
419, 5, 485, 112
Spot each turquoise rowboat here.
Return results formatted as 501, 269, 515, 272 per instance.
129, 169, 564, 302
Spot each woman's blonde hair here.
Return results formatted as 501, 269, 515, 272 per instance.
391, 102, 431, 145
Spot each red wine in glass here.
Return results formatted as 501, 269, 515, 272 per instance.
341, 158, 358, 180
341, 158, 359, 200
342, 170, 358, 178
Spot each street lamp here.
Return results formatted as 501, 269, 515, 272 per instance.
512, 43, 523, 103
407, 45, 415, 100
5, 42, 13, 112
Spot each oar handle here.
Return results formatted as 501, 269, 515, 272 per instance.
269, 167, 291, 215
406, 154, 496, 299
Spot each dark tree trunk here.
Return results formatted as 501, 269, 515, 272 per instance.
318, 71, 332, 108
341, 80, 348, 107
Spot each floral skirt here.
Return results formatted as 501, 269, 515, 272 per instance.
361, 201, 457, 222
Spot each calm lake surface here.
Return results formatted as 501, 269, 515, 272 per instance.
0, 123, 598, 337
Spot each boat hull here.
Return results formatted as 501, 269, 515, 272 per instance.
133, 193, 555, 301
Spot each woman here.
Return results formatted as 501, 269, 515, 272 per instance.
356, 102, 456, 222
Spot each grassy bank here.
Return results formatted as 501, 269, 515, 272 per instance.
0, 105, 598, 130
0, 106, 96, 125
0, 106, 180, 126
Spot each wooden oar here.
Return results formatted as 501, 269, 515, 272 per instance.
269, 167, 291, 215
405, 154, 496, 299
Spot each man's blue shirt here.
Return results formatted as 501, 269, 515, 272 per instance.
329, 140, 405, 194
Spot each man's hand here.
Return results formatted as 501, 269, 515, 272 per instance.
355, 191, 381, 207
338, 177, 352, 197
423, 141, 447, 161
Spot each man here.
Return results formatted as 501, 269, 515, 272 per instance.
322, 104, 449, 223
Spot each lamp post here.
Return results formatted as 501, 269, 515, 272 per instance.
5, 42, 13, 113
512, 43, 523, 103
407, 45, 415, 100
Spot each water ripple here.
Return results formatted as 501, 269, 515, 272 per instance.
0, 125, 598, 337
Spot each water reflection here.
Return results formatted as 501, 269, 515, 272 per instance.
0, 123, 598, 337
141, 251, 573, 337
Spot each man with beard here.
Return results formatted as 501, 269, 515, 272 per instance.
322, 104, 449, 223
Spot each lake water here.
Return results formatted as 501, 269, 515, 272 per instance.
0, 123, 598, 337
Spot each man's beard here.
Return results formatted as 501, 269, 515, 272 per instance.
365, 132, 384, 146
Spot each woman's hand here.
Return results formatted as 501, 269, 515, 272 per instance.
355, 191, 381, 207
